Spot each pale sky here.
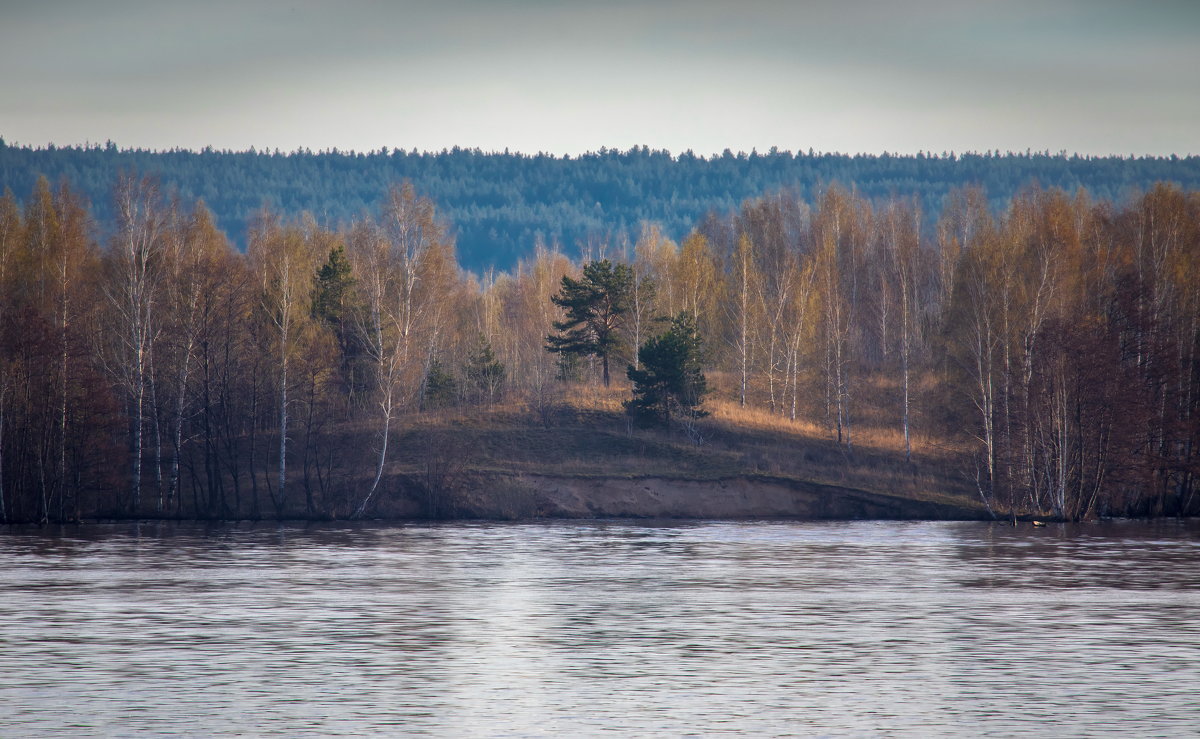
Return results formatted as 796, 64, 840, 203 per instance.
1, 0, 1197, 156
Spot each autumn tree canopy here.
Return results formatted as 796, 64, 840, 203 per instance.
0, 174, 1196, 523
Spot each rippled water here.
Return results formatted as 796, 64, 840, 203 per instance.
1, 520, 1197, 736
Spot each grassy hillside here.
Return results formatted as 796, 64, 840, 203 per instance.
358, 383, 983, 520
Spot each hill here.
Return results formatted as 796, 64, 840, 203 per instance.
2, 139, 1198, 271
198, 384, 991, 522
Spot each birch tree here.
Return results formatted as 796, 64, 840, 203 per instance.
629, 223, 667, 371
248, 212, 322, 518
506, 244, 573, 418
350, 183, 454, 517
674, 232, 720, 359
883, 199, 922, 462
158, 201, 227, 512
725, 234, 760, 407
812, 186, 864, 447
104, 174, 167, 513
0, 189, 22, 522
943, 230, 1004, 512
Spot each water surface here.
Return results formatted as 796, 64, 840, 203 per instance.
1, 520, 1197, 736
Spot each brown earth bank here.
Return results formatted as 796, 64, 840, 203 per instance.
335, 392, 992, 522
387, 472, 991, 521
0, 390, 1009, 524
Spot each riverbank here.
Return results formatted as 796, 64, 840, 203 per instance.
419, 472, 988, 521
343, 388, 989, 522
0, 387, 993, 524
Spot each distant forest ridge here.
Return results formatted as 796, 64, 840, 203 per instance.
2, 138, 1198, 271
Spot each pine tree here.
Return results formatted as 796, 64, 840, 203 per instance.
626, 312, 709, 427
311, 244, 355, 325
464, 336, 505, 404
545, 259, 633, 386
422, 359, 458, 411
311, 244, 366, 408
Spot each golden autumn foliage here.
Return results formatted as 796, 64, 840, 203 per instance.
0, 177, 1196, 522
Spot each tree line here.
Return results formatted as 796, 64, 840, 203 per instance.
4, 139, 1199, 271
0, 175, 1196, 523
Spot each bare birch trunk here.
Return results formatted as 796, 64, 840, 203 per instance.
149, 346, 164, 511
132, 342, 145, 512
0, 380, 6, 522
59, 284, 68, 519
170, 331, 195, 509
277, 272, 290, 519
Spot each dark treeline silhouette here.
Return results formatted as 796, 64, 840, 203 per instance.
0, 175, 1196, 523
2, 139, 1199, 271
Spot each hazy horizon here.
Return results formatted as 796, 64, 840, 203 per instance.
2, 0, 1198, 157
10, 140, 1196, 160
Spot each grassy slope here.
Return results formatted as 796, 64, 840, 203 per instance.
384, 383, 983, 517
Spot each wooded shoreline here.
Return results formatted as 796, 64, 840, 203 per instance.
0, 176, 1197, 524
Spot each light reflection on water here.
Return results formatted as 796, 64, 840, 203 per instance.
1, 520, 1197, 736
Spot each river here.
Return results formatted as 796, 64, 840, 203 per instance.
1, 520, 1197, 736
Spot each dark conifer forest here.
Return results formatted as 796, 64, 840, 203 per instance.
2, 140, 1198, 270
0, 146, 1198, 523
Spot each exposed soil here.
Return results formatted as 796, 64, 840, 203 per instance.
369, 469, 988, 522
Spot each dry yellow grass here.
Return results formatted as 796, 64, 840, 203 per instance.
560, 381, 630, 413
707, 397, 827, 438
705, 396, 961, 461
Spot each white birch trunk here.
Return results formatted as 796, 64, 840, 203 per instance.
277, 255, 292, 516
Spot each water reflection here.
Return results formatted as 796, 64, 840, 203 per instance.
1, 520, 1197, 736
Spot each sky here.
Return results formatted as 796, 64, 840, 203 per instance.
1, 0, 1197, 157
